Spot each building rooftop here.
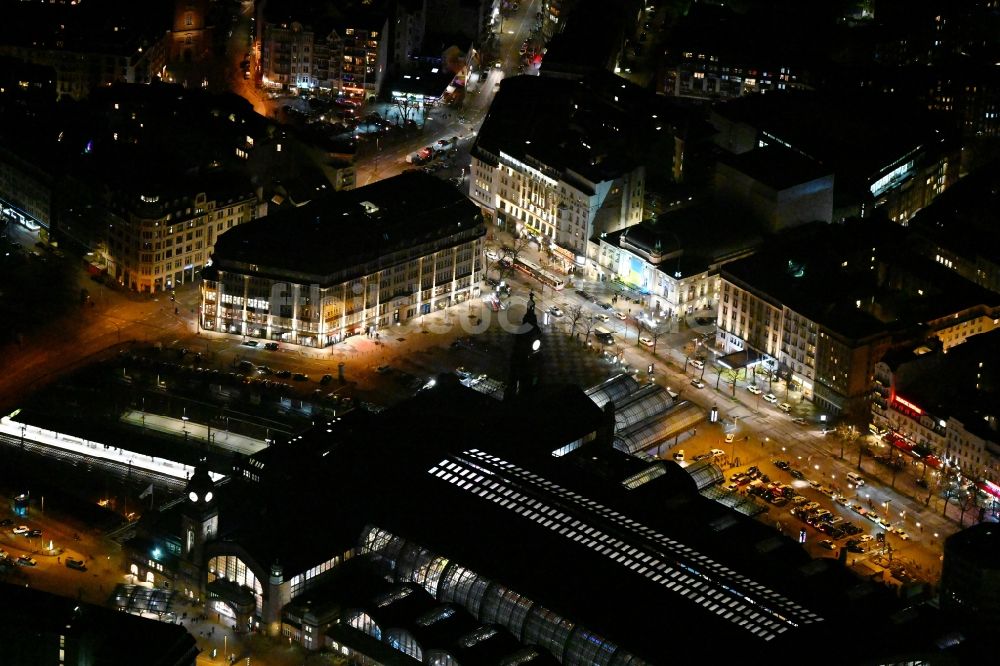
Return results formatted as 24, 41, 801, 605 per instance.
473, 72, 674, 188
911, 159, 1000, 266
711, 90, 950, 191
540, 0, 627, 77
157, 371, 961, 664
721, 220, 1000, 342
0, 0, 172, 57
718, 144, 833, 191
207, 171, 483, 285
0, 583, 198, 666
602, 202, 763, 278
945, 523, 1000, 571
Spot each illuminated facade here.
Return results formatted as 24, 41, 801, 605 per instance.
470, 149, 643, 267
259, 13, 388, 96
106, 179, 264, 294
201, 172, 484, 347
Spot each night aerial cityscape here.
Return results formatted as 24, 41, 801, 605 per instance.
3, 0, 1000, 664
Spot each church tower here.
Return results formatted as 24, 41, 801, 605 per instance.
170, 0, 210, 64
505, 291, 544, 400
180, 461, 218, 566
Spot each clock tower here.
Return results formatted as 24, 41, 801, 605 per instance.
505, 291, 544, 400
180, 461, 218, 566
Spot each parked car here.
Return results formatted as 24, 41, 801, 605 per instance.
320, 374, 333, 385
241, 340, 259, 347
763, 393, 778, 404
12, 526, 29, 535
672, 450, 685, 462
690, 379, 705, 389
790, 469, 805, 480
725, 433, 735, 443
66, 558, 87, 571
779, 402, 792, 413
639, 336, 654, 347
264, 342, 279, 351
690, 359, 705, 370
292, 373, 309, 382
27, 529, 41, 537
276, 370, 292, 378
747, 384, 762, 395
17, 555, 37, 566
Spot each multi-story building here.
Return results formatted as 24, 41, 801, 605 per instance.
0, 0, 170, 100
105, 170, 264, 294
941, 523, 1000, 631
663, 2, 817, 100
873, 330, 1000, 481
259, 3, 389, 98
471, 73, 675, 270
716, 221, 1000, 421
260, 20, 319, 90
709, 90, 960, 224
910, 161, 1000, 295
719, 258, 892, 418
201, 171, 484, 347
593, 204, 761, 318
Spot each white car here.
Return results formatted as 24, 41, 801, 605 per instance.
595, 313, 610, 322
639, 336, 653, 347
710, 449, 725, 457
549, 306, 564, 317
690, 379, 705, 389
673, 450, 685, 462
12, 526, 29, 535
747, 384, 762, 395
724, 433, 735, 444
614, 311, 627, 320
485, 250, 499, 261
779, 402, 792, 413
690, 359, 705, 369
763, 393, 778, 404
858, 534, 874, 542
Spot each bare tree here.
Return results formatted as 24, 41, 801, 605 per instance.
581, 314, 596, 345
488, 235, 532, 285
567, 303, 585, 338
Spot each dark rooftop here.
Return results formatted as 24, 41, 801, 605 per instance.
911, 160, 1000, 266
473, 73, 674, 187
712, 90, 950, 188
945, 523, 1000, 571
719, 144, 833, 191
721, 220, 1000, 342
208, 171, 483, 285
0, 583, 198, 666
161, 371, 959, 664
0, 0, 172, 57
601, 202, 763, 278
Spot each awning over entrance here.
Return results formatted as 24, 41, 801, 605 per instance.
717, 348, 765, 371
113, 584, 176, 615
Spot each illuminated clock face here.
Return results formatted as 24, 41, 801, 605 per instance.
532, 338, 541, 351
205, 491, 214, 503
189, 491, 199, 503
